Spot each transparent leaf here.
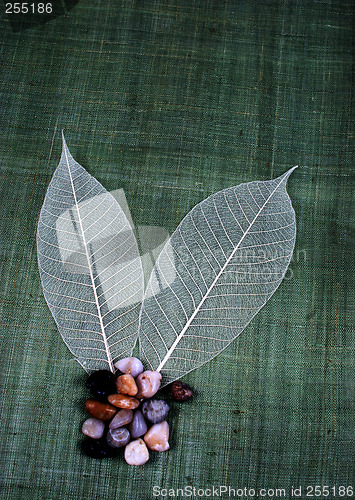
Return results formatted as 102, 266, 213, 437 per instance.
139, 167, 298, 385
37, 133, 144, 372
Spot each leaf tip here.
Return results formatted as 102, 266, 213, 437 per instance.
60, 131, 74, 163
287, 165, 299, 175
277, 165, 298, 184
61, 130, 67, 148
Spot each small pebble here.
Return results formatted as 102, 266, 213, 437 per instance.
136, 371, 162, 398
144, 421, 170, 452
171, 381, 194, 402
82, 438, 118, 458
82, 418, 105, 439
116, 374, 138, 396
115, 357, 144, 378
109, 409, 133, 429
85, 398, 117, 420
108, 394, 140, 409
86, 370, 117, 401
128, 410, 148, 438
124, 438, 149, 465
106, 427, 130, 448
142, 399, 170, 424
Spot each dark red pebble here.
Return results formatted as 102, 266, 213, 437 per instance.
81, 437, 118, 459
171, 381, 194, 402
86, 370, 117, 401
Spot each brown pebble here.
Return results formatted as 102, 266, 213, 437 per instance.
108, 393, 140, 409
171, 381, 194, 402
85, 398, 117, 420
116, 373, 138, 396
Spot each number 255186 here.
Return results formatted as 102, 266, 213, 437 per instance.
6, 3, 53, 14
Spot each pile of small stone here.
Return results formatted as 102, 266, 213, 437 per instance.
81, 357, 192, 465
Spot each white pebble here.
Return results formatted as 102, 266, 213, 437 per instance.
144, 421, 170, 452
124, 438, 149, 465
136, 371, 162, 398
81, 418, 105, 439
115, 357, 144, 378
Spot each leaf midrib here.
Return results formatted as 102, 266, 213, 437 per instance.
63, 140, 114, 373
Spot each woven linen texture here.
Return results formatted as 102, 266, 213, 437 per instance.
0, 1, 353, 499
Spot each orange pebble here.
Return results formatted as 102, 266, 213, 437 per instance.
116, 373, 138, 396
108, 393, 140, 410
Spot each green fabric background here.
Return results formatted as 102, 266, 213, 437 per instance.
0, 1, 353, 499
